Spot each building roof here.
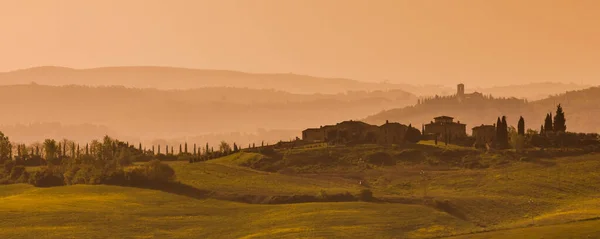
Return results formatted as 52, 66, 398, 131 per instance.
302, 128, 322, 132
472, 124, 495, 130
434, 116, 454, 120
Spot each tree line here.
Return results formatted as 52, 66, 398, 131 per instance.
489, 104, 597, 150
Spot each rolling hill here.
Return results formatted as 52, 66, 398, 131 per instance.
476, 82, 592, 101
0, 84, 415, 145
0, 66, 450, 96
4, 142, 600, 238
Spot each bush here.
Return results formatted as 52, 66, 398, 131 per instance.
366, 152, 395, 166
3, 160, 16, 174
29, 167, 65, 187
316, 190, 329, 200
356, 189, 374, 201
9, 165, 26, 181
134, 159, 175, 182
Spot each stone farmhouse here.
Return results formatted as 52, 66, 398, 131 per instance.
423, 116, 467, 142
472, 124, 496, 148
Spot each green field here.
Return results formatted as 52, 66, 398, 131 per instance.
2, 144, 600, 238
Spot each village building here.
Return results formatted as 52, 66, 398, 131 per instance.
378, 121, 410, 145
301, 120, 413, 145
423, 116, 467, 142
302, 128, 326, 143
472, 124, 496, 148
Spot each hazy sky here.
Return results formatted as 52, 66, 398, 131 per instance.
1, 0, 598, 87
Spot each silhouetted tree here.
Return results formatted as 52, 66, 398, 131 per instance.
179, 144, 182, 155
544, 113, 554, 132
0, 133, 13, 163
518, 116, 525, 136
71, 142, 76, 158
184, 143, 188, 154
554, 104, 566, 132
44, 139, 58, 164
540, 125, 544, 135
233, 143, 238, 152
139, 143, 142, 151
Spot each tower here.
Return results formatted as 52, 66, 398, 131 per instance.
457, 83, 465, 103
457, 83, 465, 97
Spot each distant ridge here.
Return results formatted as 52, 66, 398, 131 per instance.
0, 66, 449, 96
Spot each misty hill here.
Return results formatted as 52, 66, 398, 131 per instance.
0, 84, 415, 144
476, 82, 592, 101
365, 87, 600, 134
0, 66, 448, 96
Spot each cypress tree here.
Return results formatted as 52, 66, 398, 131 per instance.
171, 146, 174, 155
86, 143, 89, 155
179, 144, 182, 155
152, 145, 155, 155
540, 125, 544, 135
495, 117, 502, 146
554, 104, 566, 132
139, 143, 142, 151
165, 145, 168, 155
185, 143, 188, 154
501, 116, 508, 148
544, 113, 554, 132
518, 116, 525, 135
77, 144, 80, 158
158, 145, 161, 155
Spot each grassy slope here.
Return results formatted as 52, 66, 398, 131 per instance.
10, 144, 600, 238
0, 184, 476, 239
447, 219, 600, 239
166, 153, 362, 195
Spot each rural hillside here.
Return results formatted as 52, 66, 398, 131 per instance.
0, 66, 449, 96
0, 84, 415, 144
477, 82, 591, 101
365, 86, 600, 134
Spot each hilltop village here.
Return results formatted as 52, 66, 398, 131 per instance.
301, 84, 590, 149
302, 84, 486, 147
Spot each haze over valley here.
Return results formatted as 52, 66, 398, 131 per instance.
2, 1, 600, 238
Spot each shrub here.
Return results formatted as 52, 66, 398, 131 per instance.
135, 159, 175, 182
316, 190, 329, 200
3, 160, 16, 174
356, 189, 374, 201
365, 152, 395, 166
9, 165, 26, 181
29, 167, 65, 187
